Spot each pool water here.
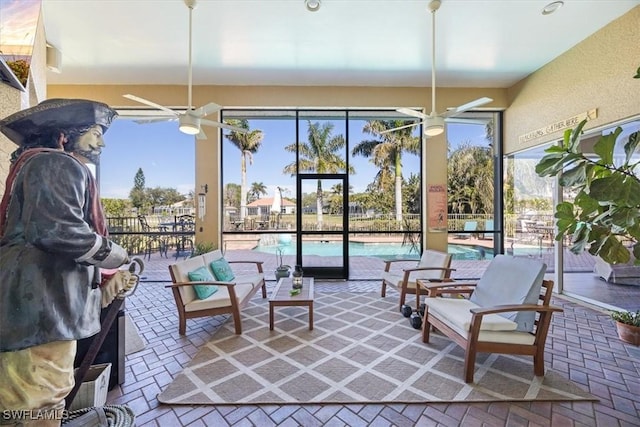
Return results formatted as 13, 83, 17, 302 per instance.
254, 241, 421, 259
253, 241, 495, 260
448, 244, 493, 260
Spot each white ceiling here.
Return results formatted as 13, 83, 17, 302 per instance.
41, 0, 639, 88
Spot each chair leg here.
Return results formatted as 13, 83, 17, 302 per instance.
464, 342, 477, 383
178, 318, 186, 335
261, 282, 267, 298
381, 280, 387, 297
421, 312, 431, 343
232, 309, 242, 334
398, 289, 406, 311
533, 347, 545, 376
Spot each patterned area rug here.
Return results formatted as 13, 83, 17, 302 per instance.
124, 314, 146, 355
158, 292, 596, 405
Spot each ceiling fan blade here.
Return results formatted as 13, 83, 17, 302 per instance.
194, 102, 223, 118
442, 97, 493, 118
444, 117, 490, 125
379, 122, 421, 134
201, 118, 248, 133
397, 107, 428, 120
123, 94, 179, 117
133, 117, 177, 125
196, 128, 207, 140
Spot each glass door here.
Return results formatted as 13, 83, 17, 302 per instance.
296, 174, 348, 279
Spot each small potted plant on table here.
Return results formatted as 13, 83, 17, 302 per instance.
275, 247, 291, 279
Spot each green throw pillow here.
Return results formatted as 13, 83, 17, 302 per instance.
210, 258, 235, 282
187, 266, 218, 300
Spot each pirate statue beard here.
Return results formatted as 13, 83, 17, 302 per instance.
64, 124, 106, 165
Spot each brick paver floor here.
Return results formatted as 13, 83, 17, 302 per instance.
106, 264, 640, 426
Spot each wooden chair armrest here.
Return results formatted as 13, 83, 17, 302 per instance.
165, 280, 236, 289
415, 280, 475, 298
383, 259, 417, 272
470, 304, 564, 316
402, 268, 457, 288
467, 304, 564, 344
227, 260, 264, 265
227, 260, 264, 273
418, 281, 477, 291
403, 266, 456, 274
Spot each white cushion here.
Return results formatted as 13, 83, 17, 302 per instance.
476, 330, 536, 345
185, 283, 254, 312
382, 272, 419, 290
235, 273, 264, 290
169, 256, 207, 305
383, 250, 451, 290
202, 250, 225, 266
417, 250, 452, 277
424, 298, 518, 332
170, 252, 263, 307
469, 255, 545, 332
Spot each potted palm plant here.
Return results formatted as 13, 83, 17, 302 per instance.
610, 310, 640, 345
191, 241, 216, 257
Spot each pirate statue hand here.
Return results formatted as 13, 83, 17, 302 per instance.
101, 270, 139, 308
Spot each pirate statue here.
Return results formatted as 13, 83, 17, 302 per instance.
0, 99, 132, 426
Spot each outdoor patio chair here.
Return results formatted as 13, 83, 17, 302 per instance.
482, 219, 494, 240
381, 249, 455, 312
174, 214, 195, 259
455, 221, 478, 239
419, 254, 562, 383
138, 215, 168, 260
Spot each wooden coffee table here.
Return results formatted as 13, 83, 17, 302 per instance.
269, 277, 314, 331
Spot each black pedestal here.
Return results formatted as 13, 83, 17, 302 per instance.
74, 304, 126, 390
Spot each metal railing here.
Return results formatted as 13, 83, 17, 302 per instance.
106, 215, 195, 258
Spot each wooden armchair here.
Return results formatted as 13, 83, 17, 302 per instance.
381, 249, 454, 312
418, 255, 562, 383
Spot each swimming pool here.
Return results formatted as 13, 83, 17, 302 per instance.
448, 244, 493, 260
253, 241, 421, 259
252, 241, 494, 260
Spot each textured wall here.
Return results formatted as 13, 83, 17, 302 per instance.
505, 5, 640, 154
0, 6, 47, 197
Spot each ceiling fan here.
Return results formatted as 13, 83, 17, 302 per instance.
123, 0, 245, 139
383, 0, 492, 136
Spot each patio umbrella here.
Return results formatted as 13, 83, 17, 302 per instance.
271, 187, 282, 213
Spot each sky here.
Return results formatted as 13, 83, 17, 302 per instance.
99, 117, 491, 200
0, 0, 39, 55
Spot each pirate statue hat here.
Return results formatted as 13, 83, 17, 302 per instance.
0, 98, 117, 146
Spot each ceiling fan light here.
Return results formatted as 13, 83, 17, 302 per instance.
179, 124, 200, 135
305, 0, 321, 12
424, 115, 445, 136
542, 1, 563, 15
424, 125, 444, 136
179, 114, 200, 135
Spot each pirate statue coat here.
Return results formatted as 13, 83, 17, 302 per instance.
0, 99, 129, 353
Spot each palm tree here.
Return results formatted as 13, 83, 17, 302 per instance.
352, 120, 420, 222
447, 142, 493, 214
248, 181, 267, 203
283, 121, 351, 230
224, 119, 264, 220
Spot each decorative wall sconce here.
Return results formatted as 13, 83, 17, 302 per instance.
198, 184, 208, 220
